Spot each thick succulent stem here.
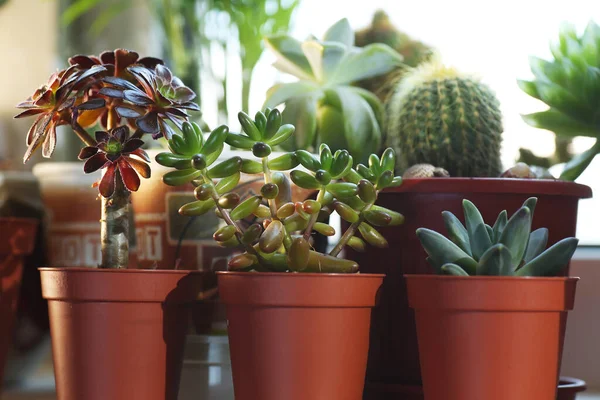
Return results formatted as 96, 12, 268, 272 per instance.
72, 121, 97, 147
330, 202, 374, 257
261, 157, 279, 219
100, 171, 130, 269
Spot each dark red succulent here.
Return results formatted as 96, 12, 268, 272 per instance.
78, 126, 151, 198
103, 64, 200, 139
68, 49, 163, 129
15, 65, 106, 162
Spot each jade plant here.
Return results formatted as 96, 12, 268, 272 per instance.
156, 109, 404, 272
15, 49, 199, 269
416, 198, 578, 276
519, 21, 600, 181
263, 18, 403, 163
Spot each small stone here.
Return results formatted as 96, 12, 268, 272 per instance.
403, 164, 450, 178
501, 162, 536, 179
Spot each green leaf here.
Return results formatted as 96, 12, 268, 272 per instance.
327, 87, 381, 163
290, 170, 321, 190
516, 238, 579, 276
179, 199, 216, 216
280, 95, 319, 150
295, 150, 321, 171
462, 199, 492, 261
517, 79, 541, 100
326, 182, 358, 198
264, 34, 314, 81
441, 263, 469, 276
442, 211, 471, 256
323, 18, 354, 47
226, 133, 256, 150
522, 197, 538, 217
162, 169, 202, 186
321, 43, 348, 82
269, 153, 299, 170
492, 210, 508, 243
521, 109, 600, 138
498, 206, 532, 267
560, 140, 600, 181
329, 43, 403, 86
485, 225, 495, 244
416, 228, 478, 275
62, 0, 102, 26
264, 82, 320, 108
477, 244, 514, 276
215, 172, 241, 194
523, 228, 549, 264
302, 41, 324, 83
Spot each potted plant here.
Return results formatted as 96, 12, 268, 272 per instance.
348, 55, 592, 398
407, 197, 579, 400
15, 49, 206, 400
0, 217, 38, 392
156, 109, 405, 400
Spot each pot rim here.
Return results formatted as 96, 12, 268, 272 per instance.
217, 271, 385, 278
38, 267, 206, 274
558, 376, 587, 391
0, 216, 39, 225
404, 275, 580, 282
383, 177, 592, 198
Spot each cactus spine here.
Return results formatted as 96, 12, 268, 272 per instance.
385, 59, 503, 177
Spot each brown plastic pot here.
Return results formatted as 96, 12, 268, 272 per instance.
344, 178, 592, 392
40, 268, 206, 400
558, 377, 586, 400
217, 271, 384, 400
0, 218, 38, 391
405, 275, 578, 400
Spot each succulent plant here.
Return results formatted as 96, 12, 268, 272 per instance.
385, 58, 503, 177
157, 110, 405, 273
15, 49, 198, 269
416, 198, 578, 276
519, 21, 600, 181
263, 18, 403, 163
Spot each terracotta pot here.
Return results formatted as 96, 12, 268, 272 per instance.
40, 268, 205, 400
406, 275, 578, 400
558, 377, 586, 400
344, 178, 592, 392
0, 218, 38, 391
217, 272, 383, 400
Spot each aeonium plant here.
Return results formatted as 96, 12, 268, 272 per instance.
15, 48, 200, 269
156, 108, 405, 272
416, 198, 579, 276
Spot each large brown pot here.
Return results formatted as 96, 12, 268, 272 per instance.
347, 178, 592, 397
0, 218, 38, 391
39, 268, 205, 400
406, 275, 578, 400
217, 272, 384, 400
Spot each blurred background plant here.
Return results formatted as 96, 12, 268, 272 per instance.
518, 21, 600, 181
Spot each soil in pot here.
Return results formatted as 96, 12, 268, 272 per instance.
218, 272, 383, 400
0, 218, 38, 391
346, 178, 592, 389
40, 268, 206, 400
406, 275, 578, 400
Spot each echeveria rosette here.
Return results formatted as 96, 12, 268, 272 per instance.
15, 64, 107, 162
519, 21, 600, 180
69, 49, 163, 128
78, 126, 151, 198
103, 64, 200, 140
417, 197, 579, 276
263, 18, 403, 163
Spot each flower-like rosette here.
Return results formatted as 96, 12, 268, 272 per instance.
78, 126, 151, 198
101, 64, 200, 140
15, 64, 106, 162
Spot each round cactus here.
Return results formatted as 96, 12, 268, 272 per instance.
385, 59, 504, 177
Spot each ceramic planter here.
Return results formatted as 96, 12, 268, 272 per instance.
39, 268, 205, 400
0, 218, 38, 391
217, 272, 383, 400
406, 275, 578, 400
346, 178, 592, 394
558, 377, 586, 400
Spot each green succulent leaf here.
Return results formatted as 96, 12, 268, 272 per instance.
264, 81, 320, 109
230, 195, 263, 221
295, 150, 321, 171
329, 43, 403, 86
215, 172, 241, 194
267, 124, 296, 147
319, 144, 333, 170
182, 122, 202, 154
326, 182, 358, 198
264, 34, 314, 81
201, 125, 228, 157
485, 224, 494, 243
463, 199, 492, 261
498, 206, 532, 268
264, 108, 282, 140
521, 109, 600, 138
358, 222, 388, 248
560, 140, 600, 181
523, 228, 549, 264
441, 263, 469, 276
442, 211, 472, 256
155, 152, 191, 170
516, 237, 579, 276
477, 244, 514, 276
238, 112, 262, 141
522, 197, 538, 216
323, 18, 354, 47
269, 153, 299, 170
330, 150, 353, 179
207, 157, 242, 179
279, 95, 317, 151
241, 159, 263, 174
163, 168, 202, 186
226, 133, 256, 150
380, 148, 396, 172
416, 228, 478, 275
179, 199, 216, 216
290, 170, 321, 190
492, 210, 508, 243
254, 111, 267, 134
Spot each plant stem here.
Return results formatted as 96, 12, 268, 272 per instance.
261, 157, 279, 219
72, 122, 96, 147
303, 189, 324, 241
329, 202, 375, 257
100, 171, 130, 269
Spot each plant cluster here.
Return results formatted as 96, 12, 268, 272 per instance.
417, 198, 578, 276
157, 109, 405, 272
519, 21, 600, 181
